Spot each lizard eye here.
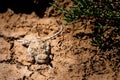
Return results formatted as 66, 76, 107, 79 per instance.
17, 39, 30, 47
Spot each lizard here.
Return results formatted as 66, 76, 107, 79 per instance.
17, 20, 63, 67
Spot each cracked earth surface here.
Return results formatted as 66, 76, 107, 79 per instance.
0, 0, 120, 80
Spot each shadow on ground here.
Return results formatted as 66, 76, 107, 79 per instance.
0, 0, 52, 17
73, 26, 120, 51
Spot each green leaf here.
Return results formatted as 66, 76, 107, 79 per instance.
109, 0, 113, 2
97, 23, 103, 29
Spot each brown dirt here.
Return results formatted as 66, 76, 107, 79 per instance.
0, 0, 120, 80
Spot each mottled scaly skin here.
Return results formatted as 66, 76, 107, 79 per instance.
28, 38, 52, 64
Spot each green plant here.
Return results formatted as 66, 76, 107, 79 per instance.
51, 0, 120, 23
50, 0, 120, 47
91, 23, 103, 47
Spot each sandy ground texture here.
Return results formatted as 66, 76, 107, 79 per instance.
0, 0, 120, 80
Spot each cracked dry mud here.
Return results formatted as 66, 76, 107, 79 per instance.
0, 1, 120, 80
